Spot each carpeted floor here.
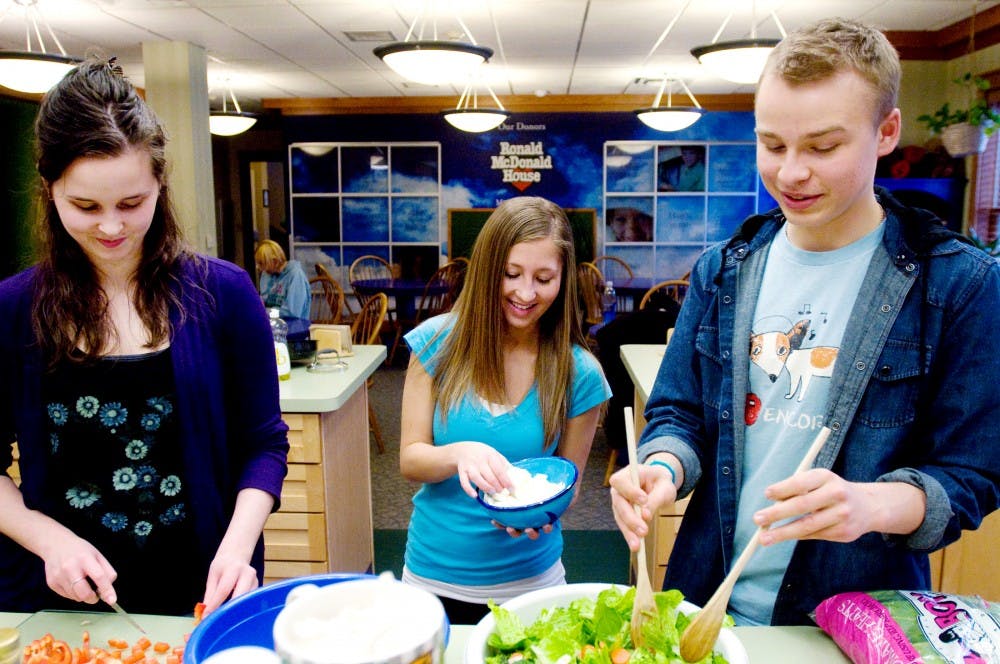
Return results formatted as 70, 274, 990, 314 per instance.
367, 360, 630, 584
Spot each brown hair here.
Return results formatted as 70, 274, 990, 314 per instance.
762, 17, 900, 124
431, 196, 587, 450
33, 57, 194, 365
255, 239, 288, 275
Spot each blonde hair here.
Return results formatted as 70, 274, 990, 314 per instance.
255, 239, 288, 275
431, 196, 587, 450
762, 17, 900, 124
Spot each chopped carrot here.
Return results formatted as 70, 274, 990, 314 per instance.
165, 656, 181, 664
133, 636, 151, 651
153, 641, 170, 653
107, 639, 128, 650
193, 601, 206, 623
610, 647, 631, 664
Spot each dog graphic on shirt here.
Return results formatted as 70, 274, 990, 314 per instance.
749, 319, 838, 402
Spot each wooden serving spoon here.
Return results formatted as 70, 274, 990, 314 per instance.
678, 426, 832, 662
624, 406, 658, 647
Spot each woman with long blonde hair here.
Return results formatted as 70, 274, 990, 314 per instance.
399, 196, 610, 624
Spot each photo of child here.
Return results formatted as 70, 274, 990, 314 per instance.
658, 145, 706, 192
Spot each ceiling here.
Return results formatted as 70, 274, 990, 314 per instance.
1, 0, 998, 110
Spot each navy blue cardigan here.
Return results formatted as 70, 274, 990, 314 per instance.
0, 255, 289, 610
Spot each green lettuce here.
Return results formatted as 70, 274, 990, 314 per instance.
483, 587, 731, 664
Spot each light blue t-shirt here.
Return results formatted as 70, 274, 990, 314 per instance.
729, 223, 883, 626
403, 314, 611, 586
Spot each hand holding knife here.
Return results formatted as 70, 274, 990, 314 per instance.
77, 576, 147, 634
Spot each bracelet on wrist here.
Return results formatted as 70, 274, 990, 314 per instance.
646, 459, 677, 484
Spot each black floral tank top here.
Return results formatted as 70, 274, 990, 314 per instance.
42, 348, 201, 614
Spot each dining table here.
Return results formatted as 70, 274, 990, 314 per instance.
351, 277, 450, 320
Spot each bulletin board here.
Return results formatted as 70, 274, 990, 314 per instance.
448, 208, 597, 263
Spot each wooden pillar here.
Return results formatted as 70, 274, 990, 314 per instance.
141, 41, 217, 256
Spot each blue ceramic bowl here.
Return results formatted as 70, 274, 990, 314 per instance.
476, 456, 578, 530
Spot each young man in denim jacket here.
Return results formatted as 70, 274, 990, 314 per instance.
609, 18, 1000, 626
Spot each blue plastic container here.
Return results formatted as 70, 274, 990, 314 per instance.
476, 456, 579, 530
184, 573, 369, 663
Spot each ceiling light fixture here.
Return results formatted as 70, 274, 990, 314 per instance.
690, 1, 786, 85
209, 84, 258, 136
0, 0, 79, 94
441, 77, 508, 132
373, 2, 492, 86
634, 78, 703, 132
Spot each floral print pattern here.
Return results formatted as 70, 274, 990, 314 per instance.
47, 403, 69, 426
45, 348, 193, 551
66, 484, 100, 509
99, 402, 127, 429
47, 380, 187, 548
76, 396, 99, 418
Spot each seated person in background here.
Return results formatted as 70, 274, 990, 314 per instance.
606, 206, 653, 242
254, 239, 311, 321
399, 196, 611, 625
595, 291, 680, 463
658, 145, 705, 192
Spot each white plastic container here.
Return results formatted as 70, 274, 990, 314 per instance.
273, 575, 447, 664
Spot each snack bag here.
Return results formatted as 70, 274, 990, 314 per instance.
814, 590, 1000, 664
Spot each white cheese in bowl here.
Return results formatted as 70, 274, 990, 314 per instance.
483, 466, 565, 506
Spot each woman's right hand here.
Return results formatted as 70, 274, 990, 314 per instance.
41, 533, 118, 605
608, 463, 678, 552
450, 441, 512, 498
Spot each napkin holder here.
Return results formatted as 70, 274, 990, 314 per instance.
309, 324, 353, 357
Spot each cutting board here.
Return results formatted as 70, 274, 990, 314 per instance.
17, 610, 195, 654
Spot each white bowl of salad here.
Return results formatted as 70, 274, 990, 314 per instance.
463, 582, 748, 664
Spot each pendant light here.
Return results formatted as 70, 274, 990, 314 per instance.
0, 0, 79, 94
635, 78, 703, 132
441, 76, 508, 132
690, 1, 786, 85
209, 84, 258, 136
373, 1, 492, 86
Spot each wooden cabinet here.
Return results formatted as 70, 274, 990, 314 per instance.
263, 387, 374, 585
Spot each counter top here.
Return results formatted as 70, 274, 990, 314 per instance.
278, 344, 386, 413
620, 343, 665, 404
2, 613, 849, 663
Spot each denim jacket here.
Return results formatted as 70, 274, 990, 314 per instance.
639, 187, 1000, 625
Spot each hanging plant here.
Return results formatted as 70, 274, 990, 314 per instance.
918, 73, 1000, 156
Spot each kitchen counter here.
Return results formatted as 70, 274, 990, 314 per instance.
620, 343, 664, 405
265, 344, 387, 582
279, 344, 385, 412
2, 613, 849, 663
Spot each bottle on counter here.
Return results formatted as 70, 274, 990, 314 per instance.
269, 307, 291, 381
600, 280, 617, 325
0, 627, 19, 664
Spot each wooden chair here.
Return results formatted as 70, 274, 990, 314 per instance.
639, 279, 690, 310
387, 260, 467, 365
309, 275, 346, 325
349, 254, 393, 283
577, 261, 604, 327
593, 255, 634, 312
314, 264, 356, 323
351, 292, 389, 453
593, 255, 634, 282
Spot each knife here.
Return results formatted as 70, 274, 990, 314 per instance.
85, 578, 147, 634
